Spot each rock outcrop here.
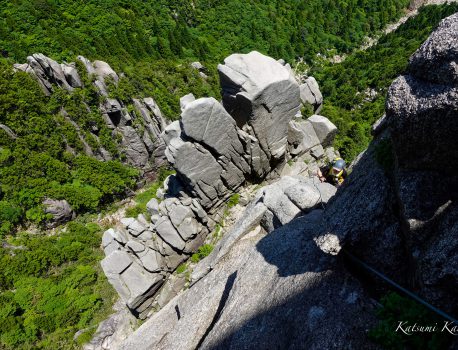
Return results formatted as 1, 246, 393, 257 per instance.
118, 15, 458, 349
101, 190, 209, 318
14, 54, 168, 171
43, 198, 75, 227
100, 51, 339, 319
322, 13, 458, 315
299, 76, 324, 113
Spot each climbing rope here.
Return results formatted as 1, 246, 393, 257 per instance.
343, 249, 458, 324
305, 170, 457, 324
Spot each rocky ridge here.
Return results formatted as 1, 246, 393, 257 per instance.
118, 13, 458, 350
14, 54, 167, 171
96, 50, 340, 334
14, 54, 168, 225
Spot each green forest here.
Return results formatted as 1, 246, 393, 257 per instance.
1, 0, 458, 348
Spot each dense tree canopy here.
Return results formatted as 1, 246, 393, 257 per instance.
1, 1, 458, 349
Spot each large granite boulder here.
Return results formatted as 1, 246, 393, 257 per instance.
218, 51, 301, 176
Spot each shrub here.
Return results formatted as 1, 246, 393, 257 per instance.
369, 292, 452, 349
191, 244, 214, 263
227, 193, 240, 209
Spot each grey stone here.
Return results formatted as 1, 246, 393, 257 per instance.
180, 93, 196, 111
190, 61, 205, 71
101, 250, 132, 275
61, 62, 82, 88
120, 215, 378, 350
119, 126, 149, 168
219, 51, 301, 175
93, 60, 119, 83
287, 119, 320, 156
168, 204, 194, 228
409, 13, 458, 85
146, 198, 159, 216
155, 217, 186, 251
126, 240, 145, 254
103, 240, 121, 256
308, 115, 337, 147
176, 217, 200, 241
43, 198, 74, 227
299, 76, 323, 113
139, 249, 162, 272
0, 124, 17, 139
121, 263, 163, 310
154, 275, 187, 310
181, 98, 247, 174
310, 144, 325, 159
83, 300, 136, 350
283, 181, 320, 211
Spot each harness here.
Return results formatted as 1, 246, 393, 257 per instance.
327, 168, 344, 185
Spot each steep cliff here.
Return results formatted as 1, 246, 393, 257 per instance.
117, 12, 458, 350
97, 52, 340, 325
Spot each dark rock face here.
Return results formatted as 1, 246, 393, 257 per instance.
120, 213, 379, 350
387, 13, 458, 173
322, 13, 458, 316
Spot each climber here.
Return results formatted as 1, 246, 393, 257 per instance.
317, 157, 347, 187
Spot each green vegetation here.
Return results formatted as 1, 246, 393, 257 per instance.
191, 244, 214, 263
175, 263, 187, 275
1, 0, 410, 67
1, 1, 453, 349
369, 292, 452, 349
0, 222, 116, 350
0, 60, 141, 235
227, 193, 240, 209
125, 167, 175, 218
312, 4, 458, 162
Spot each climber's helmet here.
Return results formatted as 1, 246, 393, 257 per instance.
331, 158, 346, 174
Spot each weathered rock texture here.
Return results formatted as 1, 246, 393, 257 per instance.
164, 52, 336, 211
322, 13, 458, 316
118, 16, 458, 349
120, 210, 379, 350
14, 54, 167, 171
101, 51, 339, 319
101, 189, 209, 318
43, 198, 75, 227
300, 76, 324, 113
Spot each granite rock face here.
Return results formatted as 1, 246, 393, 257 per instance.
117, 17, 458, 349
320, 13, 458, 316
386, 13, 458, 173
101, 51, 340, 319
101, 187, 210, 318
14, 54, 168, 171
120, 212, 379, 350
164, 52, 336, 211
218, 51, 301, 177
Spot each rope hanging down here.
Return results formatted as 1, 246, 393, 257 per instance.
343, 249, 458, 324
